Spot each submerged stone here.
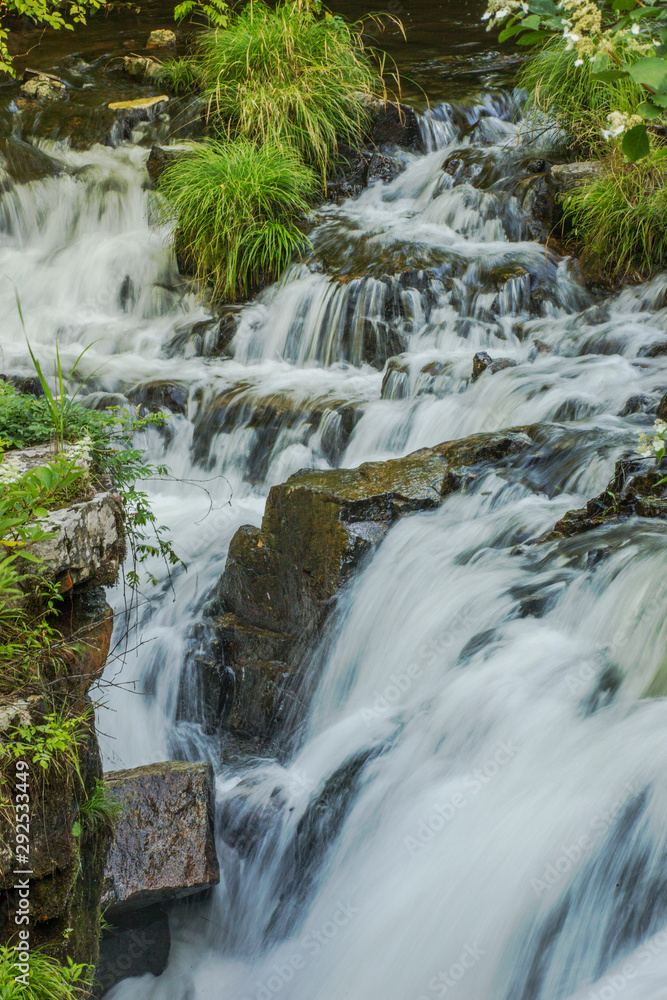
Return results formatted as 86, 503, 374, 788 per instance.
471, 351, 518, 382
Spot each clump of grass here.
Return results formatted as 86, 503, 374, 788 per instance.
520, 37, 648, 153
195, 0, 375, 179
0, 945, 90, 999
159, 55, 202, 94
563, 150, 667, 280
158, 138, 317, 300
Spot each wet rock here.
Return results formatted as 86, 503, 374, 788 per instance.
146, 142, 194, 184
367, 151, 401, 186
471, 351, 518, 382
102, 761, 219, 915
107, 95, 170, 146
126, 379, 188, 415
146, 29, 177, 49
93, 904, 170, 999
618, 394, 659, 417
0, 137, 65, 186
20, 72, 67, 101
381, 356, 410, 400
368, 99, 423, 152
212, 428, 536, 737
122, 55, 164, 81
657, 392, 667, 423
17, 489, 126, 593
550, 161, 605, 194
543, 458, 667, 541
639, 341, 667, 359
0, 372, 45, 396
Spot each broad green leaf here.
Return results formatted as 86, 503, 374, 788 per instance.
592, 69, 630, 82
613, 0, 637, 8
499, 20, 526, 42
516, 30, 551, 44
652, 91, 667, 106
622, 122, 650, 161
521, 14, 542, 29
526, 0, 557, 13
638, 101, 663, 119
628, 57, 667, 92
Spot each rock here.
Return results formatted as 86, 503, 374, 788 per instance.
381, 356, 410, 399
543, 458, 667, 541
126, 379, 188, 415
367, 151, 401, 185
102, 761, 219, 915
368, 99, 423, 152
618, 394, 660, 417
93, 904, 171, 998
19, 72, 67, 101
550, 161, 605, 194
122, 55, 164, 81
657, 392, 667, 423
107, 96, 170, 146
17, 488, 126, 593
471, 351, 518, 382
146, 29, 177, 49
146, 142, 194, 184
210, 428, 536, 737
0, 137, 65, 186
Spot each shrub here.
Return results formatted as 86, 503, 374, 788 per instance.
563, 150, 667, 279
158, 138, 317, 300
193, 0, 375, 178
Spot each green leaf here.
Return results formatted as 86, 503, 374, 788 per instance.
499, 19, 527, 42
638, 101, 663, 119
613, 0, 637, 9
622, 122, 651, 161
516, 30, 551, 44
521, 14, 542, 29
526, 0, 557, 13
651, 91, 667, 106
592, 69, 630, 82
628, 57, 667, 92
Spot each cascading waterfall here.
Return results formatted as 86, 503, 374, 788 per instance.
3, 90, 667, 1000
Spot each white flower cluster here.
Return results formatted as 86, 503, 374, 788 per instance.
638, 418, 667, 459
601, 110, 643, 140
64, 433, 93, 469
482, 0, 526, 30
0, 456, 23, 486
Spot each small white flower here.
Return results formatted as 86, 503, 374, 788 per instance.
653, 436, 664, 453
574, 58, 584, 66
654, 418, 667, 434
631, 23, 639, 35
638, 443, 654, 458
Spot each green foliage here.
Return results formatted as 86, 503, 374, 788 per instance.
519, 36, 646, 152
158, 138, 317, 300
0, 0, 102, 76
2, 710, 89, 784
0, 946, 89, 999
159, 56, 202, 94
488, 0, 667, 159
563, 149, 667, 277
175, 0, 229, 28
194, 0, 374, 178
0, 380, 92, 450
77, 777, 122, 835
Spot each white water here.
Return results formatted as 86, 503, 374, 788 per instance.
3, 93, 667, 1000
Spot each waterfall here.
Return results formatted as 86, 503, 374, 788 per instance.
3, 95, 667, 1000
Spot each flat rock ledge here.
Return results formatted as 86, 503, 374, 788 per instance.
196, 428, 537, 740
18, 490, 125, 593
102, 761, 219, 915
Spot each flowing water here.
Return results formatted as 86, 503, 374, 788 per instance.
3, 17, 667, 1000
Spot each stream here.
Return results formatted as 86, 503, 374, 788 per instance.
2, 3, 667, 999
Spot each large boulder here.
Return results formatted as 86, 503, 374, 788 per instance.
204, 428, 536, 738
102, 760, 219, 915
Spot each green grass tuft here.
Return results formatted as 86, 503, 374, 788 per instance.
563, 150, 667, 280
158, 138, 317, 301
520, 37, 649, 153
0, 945, 90, 998
194, 0, 375, 179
